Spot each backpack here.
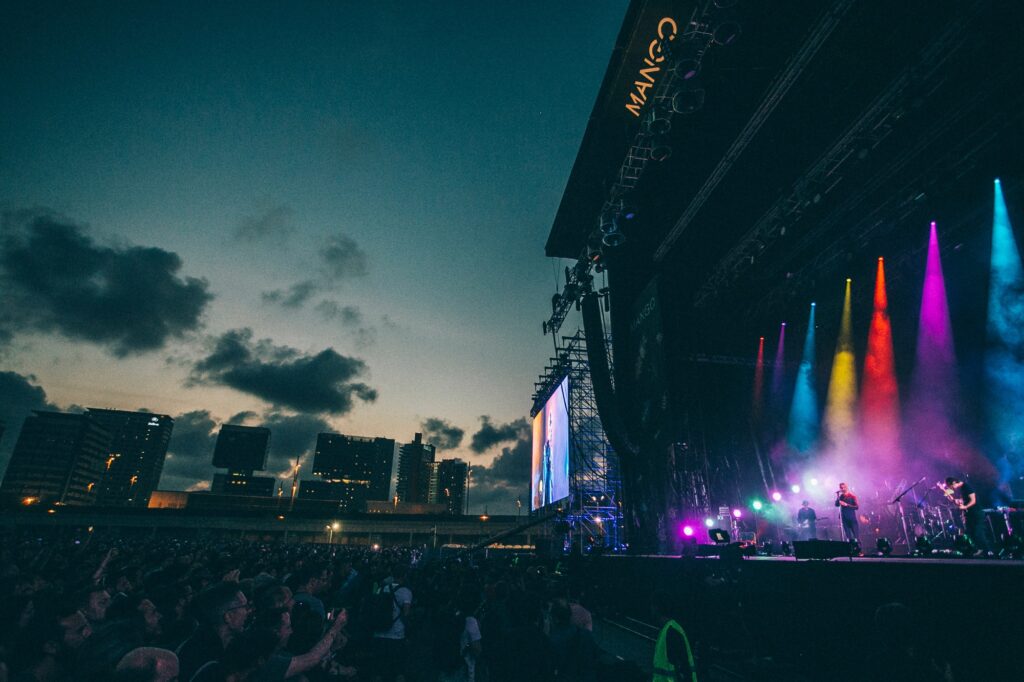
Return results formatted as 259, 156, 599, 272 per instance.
366, 583, 401, 633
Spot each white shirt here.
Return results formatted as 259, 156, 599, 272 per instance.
461, 615, 482, 681
374, 584, 413, 640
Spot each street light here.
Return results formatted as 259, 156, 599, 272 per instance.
327, 522, 340, 544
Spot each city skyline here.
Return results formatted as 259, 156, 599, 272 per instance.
0, 2, 629, 512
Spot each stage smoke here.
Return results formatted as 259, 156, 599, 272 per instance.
905, 221, 984, 481
985, 180, 1024, 496
788, 304, 819, 454
824, 279, 857, 465
753, 336, 765, 423
860, 259, 901, 473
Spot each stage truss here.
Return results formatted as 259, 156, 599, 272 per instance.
533, 330, 622, 551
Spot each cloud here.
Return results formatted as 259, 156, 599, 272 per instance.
470, 416, 529, 453
234, 205, 295, 242
158, 410, 219, 491
320, 234, 368, 281
262, 281, 318, 308
316, 301, 377, 348
156, 409, 330, 491
261, 234, 368, 310
262, 412, 330, 477
0, 212, 212, 356
316, 301, 363, 326
420, 417, 464, 450
0, 371, 59, 474
190, 328, 377, 415
468, 434, 530, 513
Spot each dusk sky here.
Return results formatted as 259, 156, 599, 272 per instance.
0, 1, 629, 510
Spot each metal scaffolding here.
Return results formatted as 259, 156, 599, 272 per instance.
532, 330, 622, 552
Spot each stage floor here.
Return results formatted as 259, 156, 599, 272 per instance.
648, 553, 1024, 566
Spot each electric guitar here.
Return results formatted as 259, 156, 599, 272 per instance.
936, 483, 967, 525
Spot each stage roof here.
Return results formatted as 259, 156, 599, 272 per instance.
547, 0, 1024, 330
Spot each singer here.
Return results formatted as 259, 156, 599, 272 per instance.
834, 482, 860, 546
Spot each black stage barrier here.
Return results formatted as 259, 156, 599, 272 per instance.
585, 554, 1024, 680
792, 539, 852, 560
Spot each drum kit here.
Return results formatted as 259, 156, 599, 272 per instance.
885, 478, 964, 550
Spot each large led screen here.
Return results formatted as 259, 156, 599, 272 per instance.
531, 376, 570, 510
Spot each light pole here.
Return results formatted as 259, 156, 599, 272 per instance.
327, 522, 339, 545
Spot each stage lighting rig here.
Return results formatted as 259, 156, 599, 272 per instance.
875, 537, 893, 557
913, 534, 933, 556
672, 85, 706, 114
544, 259, 595, 338
543, 0, 746, 340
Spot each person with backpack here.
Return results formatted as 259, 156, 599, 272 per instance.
434, 591, 483, 682
370, 564, 412, 682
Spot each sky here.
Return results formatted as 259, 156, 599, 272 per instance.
0, 1, 629, 512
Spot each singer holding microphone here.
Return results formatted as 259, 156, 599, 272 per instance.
834, 482, 861, 546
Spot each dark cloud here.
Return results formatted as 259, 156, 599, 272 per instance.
234, 205, 295, 242
470, 416, 529, 453
262, 412, 330, 478
262, 281, 317, 308
420, 417, 465, 450
321, 234, 368, 280
156, 410, 331, 491
469, 435, 530, 514
316, 302, 377, 348
261, 234, 367, 310
0, 371, 59, 474
190, 328, 377, 415
316, 301, 363, 326
0, 212, 212, 356
158, 410, 219, 491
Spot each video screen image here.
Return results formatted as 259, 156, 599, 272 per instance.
531, 376, 570, 510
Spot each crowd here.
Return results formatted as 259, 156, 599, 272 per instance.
0, 532, 641, 682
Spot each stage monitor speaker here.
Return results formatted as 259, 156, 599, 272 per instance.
681, 543, 721, 558
792, 540, 852, 560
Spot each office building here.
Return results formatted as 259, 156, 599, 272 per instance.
212, 472, 276, 497
431, 458, 469, 515
396, 432, 435, 504
212, 424, 270, 473
0, 411, 112, 506
87, 409, 173, 507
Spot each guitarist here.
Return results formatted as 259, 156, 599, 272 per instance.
945, 476, 990, 555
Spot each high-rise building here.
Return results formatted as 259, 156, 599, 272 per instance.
0, 411, 112, 506
87, 409, 173, 507
396, 432, 435, 504
210, 424, 272, 496
312, 433, 395, 500
212, 424, 270, 473
432, 458, 469, 515
211, 472, 276, 497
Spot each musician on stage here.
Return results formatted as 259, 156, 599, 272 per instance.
835, 482, 860, 546
945, 476, 990, 554
796, 500, 817, 540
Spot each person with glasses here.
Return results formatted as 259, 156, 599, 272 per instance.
176, 582, 251, 682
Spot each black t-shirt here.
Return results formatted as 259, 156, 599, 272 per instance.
797, 507, 817, 524
959, 481, 981, 520
836, 493, 858, 518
